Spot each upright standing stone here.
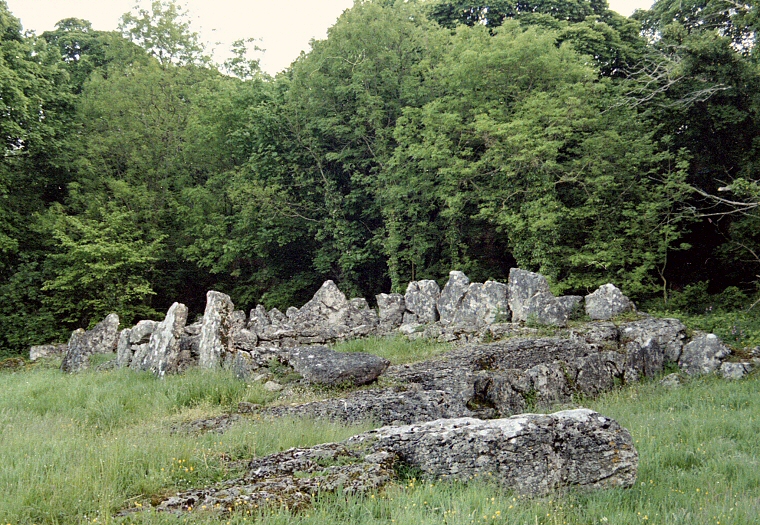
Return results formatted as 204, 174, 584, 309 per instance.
61, 313, 120, 373
376, 293, 405, 329
437, 271, 471, 325
404, 280, 441, 324
199, 291, 235, 369
453, 280, 510, 327
115, 329, 133, 368
145, 302, 189, 377
508, 269, 574, 326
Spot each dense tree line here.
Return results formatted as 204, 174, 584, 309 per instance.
2, 0, 760, 356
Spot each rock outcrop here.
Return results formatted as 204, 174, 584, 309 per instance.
29, 343, 67, 361
151, 409, 637, 515
61, 313, 120, 373
403, 280, 440, 324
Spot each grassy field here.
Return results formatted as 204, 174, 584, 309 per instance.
1, 341, 759, 525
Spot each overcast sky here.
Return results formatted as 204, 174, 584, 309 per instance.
6, 0, 655, 74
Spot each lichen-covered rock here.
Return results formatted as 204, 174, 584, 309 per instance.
453, 281, 510, 327
248, 305, 271, 333
404, 280, 440, 324
146, 409, 636, 516
624, 339, 664, 383
353, 409, 638, 495
129, 320, 158, 345
61, 313, 120, 373
376, 293, 405, 329
438, 271, 471, 325
199, 291, 235, 369
115, 329, 132, 368
719, 362, 752, 380
144, 302, 189, 377
585, 284, 633, 320
619, 317, 687, 362
29, 343, 67, 361
507, 269, 574, 327
679, 334, 731, 375
285, 346, 389, 386
262, 387, 470, 425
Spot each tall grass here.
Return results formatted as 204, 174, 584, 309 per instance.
2, 349, 759, 524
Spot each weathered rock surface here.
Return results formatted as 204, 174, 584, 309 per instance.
585, 283, 633, 320
144, 302, 189, 377
61, 313, 120, 373
453, 280, 510, 327
376, 293, 405, 330
438, 271, 471, 325
623, 339, 664, 383
262, 387, 469, 425
29, 343, 67, 361
508, 269, 576, 326
149, 409, 636, 516
355, 409, 638, 495
116, 329, 133, 368
679, 334, 732, 375
719, 362, 752, 380
285, 346, 389, 387
199, 291, 235, 369
404, 280, 440, 324
619, 317, 687, 363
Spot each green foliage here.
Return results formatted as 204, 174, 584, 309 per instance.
41, 205, 163, 328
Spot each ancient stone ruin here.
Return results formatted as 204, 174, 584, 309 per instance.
37, 267, 756, 514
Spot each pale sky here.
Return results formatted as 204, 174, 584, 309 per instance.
5, 0, 655, 74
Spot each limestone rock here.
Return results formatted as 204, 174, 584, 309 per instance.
404, 280, 440, 324
285, 346, 390, 387
719, 361, 752, 380
149, 410, 636, 516
129, 343, 150, 371
129, 320, 158, 345
453, 280, 510, 327
660, 373, 684, 388
61, 313, 120, 373
248, 305, 271, 333
507, 269, 574, 327
624, 339, 664, 383
679, 334, 732, 375
294, 280, 348, 326
353, 409, 638, 495
619, 317, 687, 362
144, 302, 189, 377
29, 343, 67, 361
376, 293, 405, 329
585, 283, 633, 320
115, 329, 132, 368
438, 271, 471, 325
199, 291, 235, 369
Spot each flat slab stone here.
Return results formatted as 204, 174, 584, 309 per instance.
285, 346, 390, 386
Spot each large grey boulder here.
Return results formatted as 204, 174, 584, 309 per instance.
248, 305, 270, 333
719, 362, 752, 380
508, 269, 575, 326
152, 409, 636, 515
353, 409, 638, 495
61, 313, 120, 373
619, 317, 687, 362
199, 291, 235, 369
144, 302, 189, 377
293, 280, 348, 326
285, 346, 390, 387
585, 284, 633, 320
453, 280, 510, 327
129, 320, 158, 345
376, 293, 405, 329
437, 271, 471, 325
403, 280, 440, 324
679, 334, 732, 375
